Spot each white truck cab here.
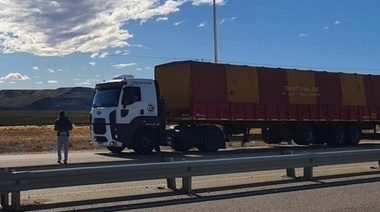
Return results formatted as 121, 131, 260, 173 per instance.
90, 75, 163, 154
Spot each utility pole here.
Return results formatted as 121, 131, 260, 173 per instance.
213, 0, 218, 63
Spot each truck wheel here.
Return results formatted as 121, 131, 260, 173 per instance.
346, 125, 361, 145
106, 147, 125, 154
328, 125, 346, 146
133, 129, 155, 154
293, 123, 315, 145
198, 126, 224, 152
171, 128, 194, 152
314, 126, 330, 144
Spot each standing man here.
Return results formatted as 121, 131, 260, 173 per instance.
54, 110, 73, 164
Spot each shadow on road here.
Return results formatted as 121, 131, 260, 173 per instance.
19, 170, 380, 212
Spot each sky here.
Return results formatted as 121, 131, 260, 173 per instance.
0, 0, 379, 90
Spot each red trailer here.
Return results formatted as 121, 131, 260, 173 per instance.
155, 61, 380, 149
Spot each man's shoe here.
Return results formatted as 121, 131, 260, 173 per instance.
64, 161, 67, 164
57, 161, 62, 164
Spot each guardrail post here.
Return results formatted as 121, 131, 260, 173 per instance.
1, 193, 9, 209
0, 168, 10, 209
284, 150, 296, 178
164, 157, 176, 190
304, 167, 314, 180
10, 191, 21, 211
182, 176, 192, 193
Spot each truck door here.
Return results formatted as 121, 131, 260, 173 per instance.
118, 86, 144, 124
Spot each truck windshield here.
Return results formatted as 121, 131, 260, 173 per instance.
92, 88, 121, 108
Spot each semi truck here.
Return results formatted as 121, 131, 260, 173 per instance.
90, 60, 380, 154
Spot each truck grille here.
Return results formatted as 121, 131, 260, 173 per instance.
93, 118, 106, 134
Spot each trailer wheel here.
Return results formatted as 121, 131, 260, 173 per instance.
328, 125, 346, 146
106, 147, 125, 154
133, 129, 155, 154
198, 126, 224, 152
293, 123, 315, 145
346, 125, 361, 145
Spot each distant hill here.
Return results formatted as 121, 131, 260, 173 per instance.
0, 87, 94, 111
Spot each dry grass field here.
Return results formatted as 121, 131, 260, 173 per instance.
0, 125, 99, 154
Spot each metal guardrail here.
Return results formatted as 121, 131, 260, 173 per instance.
1, 149, 380, 211
5, 144, 380, 172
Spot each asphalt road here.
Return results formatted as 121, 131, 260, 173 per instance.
1, 149, 380, 211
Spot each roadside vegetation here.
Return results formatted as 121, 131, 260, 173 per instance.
0, 111, 90, 126
0, 111, 94, 154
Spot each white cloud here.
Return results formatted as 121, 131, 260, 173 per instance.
112, 63, 137, 69
156, 17, 169, 22
323, 26, 330, 30
99, 52, 109, 58
133, 44, 143, 48
48, 68, 55, 73
140, 20, 148, 25
32, 66, 39, 70
174, 20, 186, 26
75, 79, 92, 86
48, 80, 58, 84
35, 81, 43, 84
198, 22, 206, 27
219, 18, 226, 24
299, 33, 308, 37
90, 52, 100, 58
89, 62, 96, 66
116, 50, 130, 55
90, 52, 108, 58
191, 0, 226, 6
0, 0, 192, 56
334, 20, 340, 25
0, 73, 30, 80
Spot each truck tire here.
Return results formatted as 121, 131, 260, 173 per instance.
106, 147, 125, 154
327, 125, 346, 146
133, 128, 155, 154
171, 127, 194, 152
346, 125, 361, 145
197, 126, 224, 152
293, 123, 316, 145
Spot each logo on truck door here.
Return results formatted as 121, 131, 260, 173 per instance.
147, 103, 155, 112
